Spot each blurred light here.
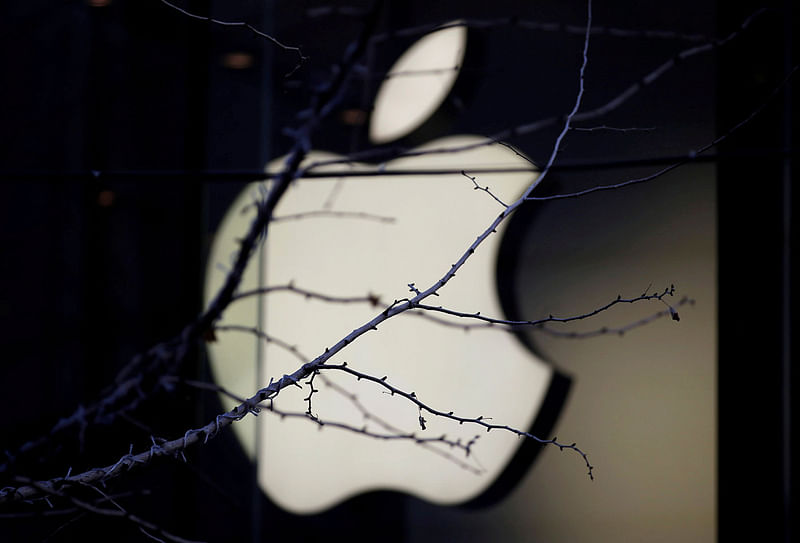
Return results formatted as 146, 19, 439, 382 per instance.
340, 109, 367, 126
97, 190, 115, 207
87, 0, 112, 7
222, 52, 254, 70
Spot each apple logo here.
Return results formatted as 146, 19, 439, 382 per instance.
204, 23, 569, 514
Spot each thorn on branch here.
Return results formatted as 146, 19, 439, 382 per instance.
202, 328, 217, 343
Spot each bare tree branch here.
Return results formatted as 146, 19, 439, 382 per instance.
1, 0, 597, 502
1, 0, 384, 483
3, 2, 781, 532
232, 282, 382, 306
415, 285, 680, 327
461, 170, 508, 208
213, 325, 309, 364
365, 15, 719, 44
527, 62, 800, 202
315, 362, 594, 479
536, 297, 694, 339
301, 8, 764, 171
12, 478, 205, 543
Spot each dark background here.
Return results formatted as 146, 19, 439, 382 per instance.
0, 0, 796, 541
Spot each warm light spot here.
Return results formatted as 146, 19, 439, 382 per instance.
340, 109, 367, 126
97, 190, 115, 207
222, 52, 255, 70
87, 0, 112, 7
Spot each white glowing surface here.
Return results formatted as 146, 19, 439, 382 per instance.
204, 135, 552, 513
369, 24, 467, 144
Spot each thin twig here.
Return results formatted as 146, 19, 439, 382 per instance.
302, 9, 764, 171
213, 325, 310, 365
271, 210, 395, 223
536, 297, 694, 338
158, 0, 308, 77
14, 478, 205, 543
415, 285, 679, 327
572, 125, 656, 132
316, 362, 594, 479
232, 283, 382, 306
312, 372, 484, 472
0, 0, 385, 493
264, 404, 483, 473
527, 63, 800, 201
366, 16, 714, 44
461, 170, 508, 208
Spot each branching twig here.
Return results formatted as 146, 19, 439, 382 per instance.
13, 478, 204, 543
264, 404, 483, 474
461, 170, 508, 208
527, 62, 800, 201
388, 0, 591, 324
415, 285, 680, 327
366, 16, 715, 44
313, 373, 483, 472
172, 371, 484, 473
1, 0, 384, 482
2, 1, 387, 502
1, 369, 293, 503
7, 0, 769, 514
302, 9, 764, 171
316, 362, 594, 479
536, 297, 694, 338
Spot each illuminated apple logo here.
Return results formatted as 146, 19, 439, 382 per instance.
204, 23, 568, 514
